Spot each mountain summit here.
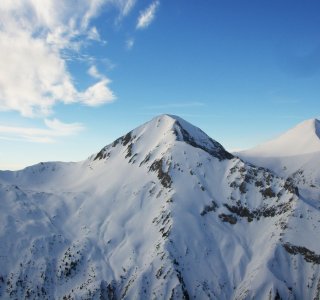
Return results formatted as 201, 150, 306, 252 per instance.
238, 118, 320, 202
239, 118, 320, 157
93, 114, 233, 163
0, 115, 319, 299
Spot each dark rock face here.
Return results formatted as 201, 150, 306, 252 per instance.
94, 147, 109, 161
94, 131, 136, 161
121, 132, 132, 147
149, 158, 172, 188
219, 213, 237, 224
283, 178, 299, 196
174, 121, 234, 161
224, 201, 292, 222
283, 243, 320, 264
260, 187, 276, 198
200, 200, 218, 216
100, 280, 116, 300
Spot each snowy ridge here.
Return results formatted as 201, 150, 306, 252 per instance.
0, 115, 320, 299
237, 118, 320, 203
92, 114, 233, 166
239, 118, 320, 157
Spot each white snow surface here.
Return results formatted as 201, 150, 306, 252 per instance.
0, 114, 319, 299
237, 118, 320, 203
240, 119, 320, 157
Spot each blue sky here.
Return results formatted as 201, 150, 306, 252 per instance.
0, 0, 320, 170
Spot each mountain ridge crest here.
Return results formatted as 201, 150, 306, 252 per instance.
94, 114, 233, 162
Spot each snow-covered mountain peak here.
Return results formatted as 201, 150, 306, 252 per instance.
93, 114, 233, 164
293, 118, 320, 141
237, 118, 320, 203
0, 115, 320, 299
239, 118, 320, 158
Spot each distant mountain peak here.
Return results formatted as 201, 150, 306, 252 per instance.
239, 118, 320, 158
293, 118, 320, 137
237, 118, 320, 197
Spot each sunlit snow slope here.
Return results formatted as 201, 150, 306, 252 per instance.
237, 118, 320, 203
0, 115, 319, 299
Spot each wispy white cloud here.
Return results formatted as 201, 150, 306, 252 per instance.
0, 119, 84, 143
80, 78, 115, 106
88, 65, 103, 79
136, 1, 160, 30
126, 38, 135, 50
0, 0, 118, 118
115, 0, 137, 19
86, 65, 116, 105
87, 26, 102, 42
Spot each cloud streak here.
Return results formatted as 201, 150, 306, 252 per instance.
115, 0, 137, 20
136, 1, 159, 30
0, 119, 84, 143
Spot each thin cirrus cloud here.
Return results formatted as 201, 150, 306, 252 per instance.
115, 0, 137, 20
136, 1, 160, 30
0, 119, 84, 143
126, 38, 135, 50
87, 26, 102, 42
0, 0, 135, 118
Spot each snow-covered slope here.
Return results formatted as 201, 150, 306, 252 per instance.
241, 119, 320, 157
237, 118, 320, 202
0, 115, 319, 299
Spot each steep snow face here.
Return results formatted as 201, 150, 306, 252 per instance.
237, 119, 320, 202
0, 115, 320, 300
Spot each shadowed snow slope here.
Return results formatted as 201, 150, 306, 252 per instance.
0, 115, 319, 299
